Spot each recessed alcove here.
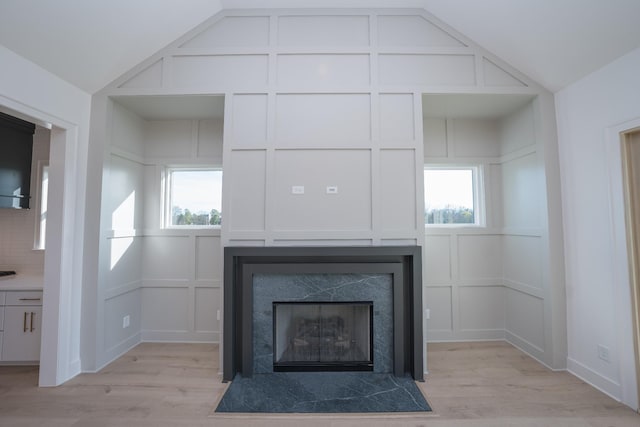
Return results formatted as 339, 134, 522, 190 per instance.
422, 92, 552, 364
97, 94, 226, 362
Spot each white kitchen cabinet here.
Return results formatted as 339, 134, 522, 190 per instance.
0, 291, 42, 363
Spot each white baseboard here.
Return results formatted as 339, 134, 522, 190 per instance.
140, 330, 218, 342
95, 332, 141, 372
567, 357, 622, 402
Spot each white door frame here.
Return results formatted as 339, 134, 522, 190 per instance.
606, 117, 640, 410
0, 96, 83, 386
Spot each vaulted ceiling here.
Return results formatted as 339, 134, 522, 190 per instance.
1, 0, 639, 94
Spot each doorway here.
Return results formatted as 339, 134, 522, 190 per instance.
621, 128, 640, 412
0, 98, 83, 387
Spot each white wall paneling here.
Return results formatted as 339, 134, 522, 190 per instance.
423, 118, 448, 158
457, 234, 503, 281
227, 150, 266, 233
379, 54, 476, 86
277, 15, 370, 47
424, 286, 453, 332
503, 235, 543, 290
144, 117, 224, 162
107, 237, 142, 291
142, 287, 190, 333
180, 16, 270, 49
273, 149, 372, 232
143, 236, 190, 280
458, 285, 505, 334
377, 15, 465, 48
505, 288, 545, 352
502, 153, 542, 230
172, 55, 269, 89
196, 119, 224, 159
380, 149, 416, 231
141, 231, 222, 342
111, 103, 146, 156
119, 60, 163, 90
423, 235, 452, 283
195, 236, 223, 282
380, 94, 415, 143
275, 94, 372, 145
144, 120, 194, 158
277, 54, 371, 89
483, 58, 527, 88
500, 102, 537, 155
451, 119, 500, 158
231, 94, 268, 145
104, 289, 141, 359
107, 154, 145, 231
194, 287, 220, 337
93, 8, 559, 377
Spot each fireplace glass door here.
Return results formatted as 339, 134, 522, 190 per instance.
273, 301, 373, 371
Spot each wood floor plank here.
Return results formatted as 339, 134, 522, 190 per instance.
0, 341, 638, 426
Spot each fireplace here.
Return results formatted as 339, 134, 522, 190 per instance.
223, 246, 423, 381
273, 301, 374, 372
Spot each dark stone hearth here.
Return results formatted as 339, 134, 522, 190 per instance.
215, 372, 431, 413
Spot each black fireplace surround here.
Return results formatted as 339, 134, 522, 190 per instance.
223, 246, 423, 382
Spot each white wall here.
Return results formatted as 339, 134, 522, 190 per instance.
556, 47, 640, 408
0, 45, 91, 386
89, 8, 561, 374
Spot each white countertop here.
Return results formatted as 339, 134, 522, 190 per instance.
0, 274, 44, 291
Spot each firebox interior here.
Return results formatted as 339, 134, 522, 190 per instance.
273, 301, 373, 372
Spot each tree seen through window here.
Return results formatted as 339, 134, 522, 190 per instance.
168, 169, 222, 227
424, 167, 477, 225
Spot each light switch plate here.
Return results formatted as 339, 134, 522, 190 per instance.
326, 186, 338, 194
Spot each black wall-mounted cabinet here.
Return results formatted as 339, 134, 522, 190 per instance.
0, 112, 35, 209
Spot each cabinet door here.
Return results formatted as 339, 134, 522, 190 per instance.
1, 306, 42, 361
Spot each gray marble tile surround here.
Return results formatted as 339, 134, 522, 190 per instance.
253, 273, 393, 374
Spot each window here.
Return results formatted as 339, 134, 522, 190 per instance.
34, 162, 49, 249
424, 166, 482, 226
165, 168, 222, 227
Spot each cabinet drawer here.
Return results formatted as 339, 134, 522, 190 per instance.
0, 292, 5, 305
0, 306, 3, 330
5, 291, 43, 306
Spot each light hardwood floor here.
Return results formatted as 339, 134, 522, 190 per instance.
0, 341, 638, 426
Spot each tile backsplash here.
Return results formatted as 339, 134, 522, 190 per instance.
0, 207, 44, 273
0, 125, 49, 274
